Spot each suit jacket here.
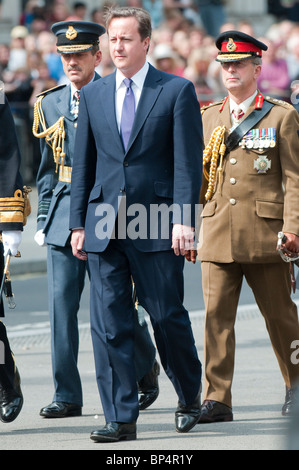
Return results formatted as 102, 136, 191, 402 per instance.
70, 63, 203, 252
198, 94, 299, 263
0, 95, 23, 232
35, 73, 100, 247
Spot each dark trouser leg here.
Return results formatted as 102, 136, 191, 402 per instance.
0, 321, 16, 390
47, 244, 86, 406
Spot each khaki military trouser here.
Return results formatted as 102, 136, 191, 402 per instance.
201, 261, 299, 408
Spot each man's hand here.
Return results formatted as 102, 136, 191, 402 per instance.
283, 232, 299, 253
184, 249, 197, 264
71, 228, 88, 260
172, 224, 195, 257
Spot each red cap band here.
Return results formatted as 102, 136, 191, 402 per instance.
221, 41, 262, 56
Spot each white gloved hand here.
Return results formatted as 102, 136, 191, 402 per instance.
1, 230, 22, 256
34, 229, 46, 247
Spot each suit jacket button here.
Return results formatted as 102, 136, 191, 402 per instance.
123, 161, 129, 167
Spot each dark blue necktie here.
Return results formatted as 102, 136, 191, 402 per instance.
120, 78, 135, 150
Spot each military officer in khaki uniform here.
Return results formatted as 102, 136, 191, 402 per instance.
194, 31, 299, 422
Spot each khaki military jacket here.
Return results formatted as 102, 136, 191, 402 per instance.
198, 94, 299, 263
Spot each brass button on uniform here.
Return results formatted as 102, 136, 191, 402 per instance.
230, 158, 237, 165
229, 198, 236, 205
230, 178, 236, 185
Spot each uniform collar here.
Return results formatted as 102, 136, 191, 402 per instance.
229, 90, 258, 115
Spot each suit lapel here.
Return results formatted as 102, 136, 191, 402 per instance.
126, 65, 162, 153
99, 65, 163, 155
100, 72, 124, 149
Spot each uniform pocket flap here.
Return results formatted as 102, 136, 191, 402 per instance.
201, 200, 216, 217
256, 200, 283, 219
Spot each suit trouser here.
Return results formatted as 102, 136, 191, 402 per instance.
201, 261, 299, 408
88, 238, 202, 423
47, 244, 156, 406
0, 243, 16, 391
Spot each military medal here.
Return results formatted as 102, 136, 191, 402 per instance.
253, 129, 259, 148
254, 155, 271, 173
245, 130, 254, 148
269, 128, 276, 147
264, 128, 270, 148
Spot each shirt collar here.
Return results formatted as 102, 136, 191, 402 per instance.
70, 73, 96, 98
116, 61, 149, 91
230, 90, 258, 114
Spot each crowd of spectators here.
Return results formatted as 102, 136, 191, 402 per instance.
0, 0, 299, 182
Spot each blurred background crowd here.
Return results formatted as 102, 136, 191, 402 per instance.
0, 0, 299, 183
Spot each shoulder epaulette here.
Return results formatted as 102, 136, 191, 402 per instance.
36, 84, 67, 98
264, 95, 294, 110
201, 98, 226, 115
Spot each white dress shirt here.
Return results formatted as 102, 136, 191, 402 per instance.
115, 61, 149, 131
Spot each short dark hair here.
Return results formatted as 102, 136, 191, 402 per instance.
104, 6, 152, 41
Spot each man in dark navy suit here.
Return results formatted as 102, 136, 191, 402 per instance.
33, 20, 159, 419
70, 7, 203, 442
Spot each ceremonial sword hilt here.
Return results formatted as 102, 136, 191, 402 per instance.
0, 250, 21, 309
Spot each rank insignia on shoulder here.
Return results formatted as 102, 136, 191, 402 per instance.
201, 97, 227, 115
254, 155, 271, 173
36, 84, 67, 98
265, 96, 294, 109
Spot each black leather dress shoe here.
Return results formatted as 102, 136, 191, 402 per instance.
0, 368, 23, 423
39, 401, 82, 418
138, 360, 160, 410
282, 387, 298, 416
90, 422, 137, 443
199, 400, 233, 423
175, 389, 201, 433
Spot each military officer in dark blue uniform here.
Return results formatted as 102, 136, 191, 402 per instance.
0, 92, 29, 423
33, 20, 159, 418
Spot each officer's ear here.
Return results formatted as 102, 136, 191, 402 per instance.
253, 64, 262, 80
95, 49, 102, 67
